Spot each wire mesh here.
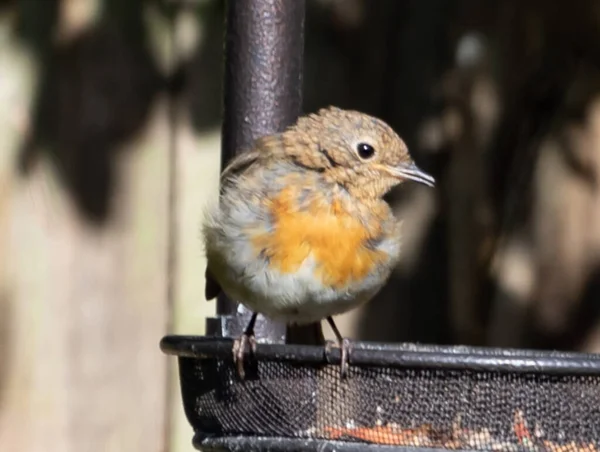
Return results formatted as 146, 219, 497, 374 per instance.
165, 337, 600, 451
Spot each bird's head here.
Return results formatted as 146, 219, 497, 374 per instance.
281, 106, 435, 199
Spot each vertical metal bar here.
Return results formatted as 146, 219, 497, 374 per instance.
206, 0, 306, 341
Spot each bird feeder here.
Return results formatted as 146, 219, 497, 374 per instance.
162, 1, 600, 450
162, 336, 600, 450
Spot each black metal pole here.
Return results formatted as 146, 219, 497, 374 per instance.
206, 0, 305, 342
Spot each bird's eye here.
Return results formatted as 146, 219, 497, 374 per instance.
357, 143, 376, 159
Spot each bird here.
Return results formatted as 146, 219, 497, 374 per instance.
202, 106, 435, 379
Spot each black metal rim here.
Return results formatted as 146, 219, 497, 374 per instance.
193, 435, 486, 452
160, 335, 600, 375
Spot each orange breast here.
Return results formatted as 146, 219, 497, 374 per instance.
250, 186, 387, 289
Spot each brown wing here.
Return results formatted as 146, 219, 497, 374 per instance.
219, 148, 262, 185
204, 136, 279, 302
220, 134, 286, 183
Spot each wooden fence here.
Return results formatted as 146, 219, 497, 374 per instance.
0, 2, 219, 451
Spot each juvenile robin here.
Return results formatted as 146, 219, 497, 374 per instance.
203, 106, 435, 378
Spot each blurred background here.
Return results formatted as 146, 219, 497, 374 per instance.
2, 0, 600, 450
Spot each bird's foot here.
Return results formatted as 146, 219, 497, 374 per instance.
232, 312, 258, 380
325, 316, 351, 379
324, 337, 351, 379
339, 337, 351, 378
232, 332, 257, 380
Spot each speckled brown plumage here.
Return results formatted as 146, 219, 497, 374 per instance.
202, 106, 435, 378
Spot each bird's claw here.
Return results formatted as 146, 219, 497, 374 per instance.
232, 332, 257, 380
340, 337, 351, 378
324, 337, 351, 379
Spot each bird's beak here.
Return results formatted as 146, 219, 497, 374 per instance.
388, 161, 435, 187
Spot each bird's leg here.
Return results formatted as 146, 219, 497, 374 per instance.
326, 316, 351, 378
232, 312, 258, 379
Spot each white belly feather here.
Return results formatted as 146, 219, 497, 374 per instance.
203, 199, 400, 325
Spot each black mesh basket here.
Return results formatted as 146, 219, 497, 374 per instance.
161, 336, 600, 451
